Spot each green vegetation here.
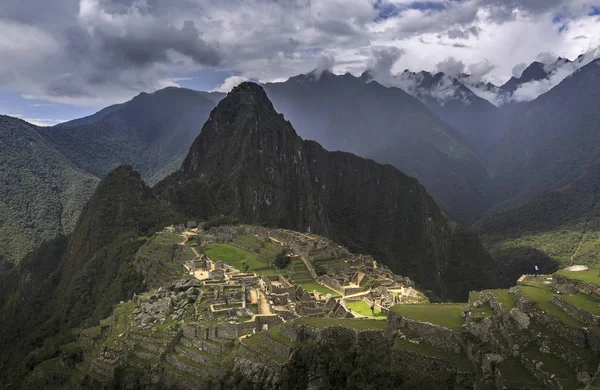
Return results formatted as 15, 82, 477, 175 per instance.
0, 115, 99, 263
562, 294, 600, 315
497, 358, 543, 389
293, 280, 337, 296
346, 301, 387, 318
273, 249, 291, 269
204, 215, 240, 231
524, 348, 579, 389
135, 232, 195, 289
390, 303, 466, 330
293, 317, 387, 331
204, 243, 277, 275
556, 269, 600, 287
393, 338, 473, 372
519, 286, 585, 328
485, 289, 515, 310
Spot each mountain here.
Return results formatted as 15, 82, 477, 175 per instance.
38, 87, 222, 185
156, 82, 503, 300
485, 58, 600, 210
0, 115, 99, 263
0, 164, 175, 388
367, 70, 499, 152
261, 71, 496, 224
477, 163, 600, 283
499, 61, 550, 95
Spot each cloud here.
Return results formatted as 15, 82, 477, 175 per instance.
512, 63, 528, 77
511, 46, 600, 101
314, 53, 337, 79
1, 0, 600, 112
210, 75, 249, 93
365, 46, 405, 83
435, 57, 466, 76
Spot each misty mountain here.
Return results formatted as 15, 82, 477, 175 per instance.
0, 115, 99, 263
156, 82, 503, 300
499, 61, 551, 95
365, 70, 499, 152
486, 58, 600, 210
261, 71, 497, 225
38, 87, 221, 185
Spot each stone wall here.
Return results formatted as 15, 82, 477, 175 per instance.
553, 296, 600, 326
515, 290, 589, 349
261, 333, 293, 358
387, 312, 463, 353
553, 274, 600, 299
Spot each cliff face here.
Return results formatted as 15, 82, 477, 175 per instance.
157, 82, 503, 299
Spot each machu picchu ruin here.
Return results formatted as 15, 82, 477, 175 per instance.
22, 222, 600, 389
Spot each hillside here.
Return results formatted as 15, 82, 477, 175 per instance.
262, 71, 496, 225
486, 58, 600, 210
156, 82, 503, 300
0, 165, 176, 388
38, 87, 220, 185
365, 70, 500, 153
0, 115, 99, 263
477, 163, 600, 283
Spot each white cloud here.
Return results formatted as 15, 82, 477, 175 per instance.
211, 75, 249, 93
2, 0, 600, 110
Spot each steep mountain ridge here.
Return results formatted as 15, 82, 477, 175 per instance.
0, 164, 175, 388
366, 69, 500, 152
0, 115, 99, 263
262, 71, 496, 224
39, 87, 221, 185
157, 82, 503, 299
485, 58, 600, 211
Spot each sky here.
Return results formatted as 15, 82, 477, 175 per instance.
1, 0, 599, 125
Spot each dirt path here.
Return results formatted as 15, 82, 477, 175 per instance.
249, 289, 258, 305
570, 232, 585, 263
258, 290, 272, 315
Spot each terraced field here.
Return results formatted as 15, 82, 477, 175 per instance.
390, 303, 466, 330
135, 232, 196, 289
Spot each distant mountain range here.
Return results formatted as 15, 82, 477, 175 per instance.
2, 52, 600, 288
263, 70, 497, 225
39, 87, 221, 185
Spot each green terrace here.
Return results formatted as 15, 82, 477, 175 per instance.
292, 317, 387, 331
135, 232, 196, 288
392, 338, 473, 372
562, 293, 600, 316
556, 269, 600, 287
518, 285, 585, 328
496, 358, 544, 389
204, 241, 338, 296
390, 303, 466, 330
346, 300, 387, 318
524, 347, 580, 389
485, 289, 516, 311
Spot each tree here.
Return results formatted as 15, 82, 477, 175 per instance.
274, 249, 291, 269
241, 257, 250, 274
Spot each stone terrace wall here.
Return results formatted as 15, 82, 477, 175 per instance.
387, 312, 463, 353
553, 274, 600, 300
515, 289, 589, 349
553, 296, 600, 326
